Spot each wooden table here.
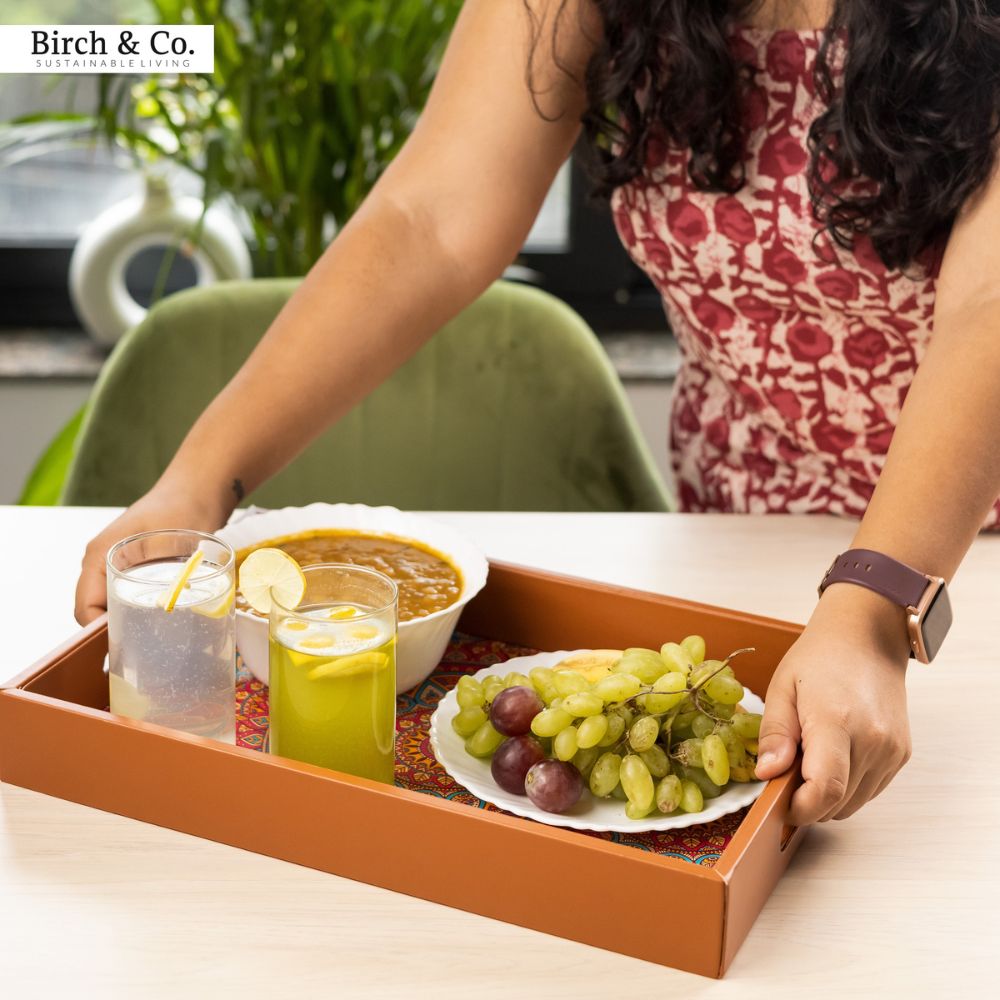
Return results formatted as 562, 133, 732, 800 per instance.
1, 507, 997, 997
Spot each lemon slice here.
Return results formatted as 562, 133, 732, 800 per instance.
324, 606, 359, 621
163, 549, 205, 612
109, 673, 151, 720
555, 649, 623, 684
238, 547, 306, 615
191, 582, 235, 619
307, 651, 389, 681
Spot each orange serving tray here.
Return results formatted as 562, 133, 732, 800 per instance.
0, 561, 806, 978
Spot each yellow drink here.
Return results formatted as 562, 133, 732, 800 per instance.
269, 603, 396, 783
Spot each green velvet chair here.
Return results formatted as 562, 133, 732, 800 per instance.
28, 279, 671, 512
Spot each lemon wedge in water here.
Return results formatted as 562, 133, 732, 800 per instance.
163, 549, 204, 612
238, 547, 306, 614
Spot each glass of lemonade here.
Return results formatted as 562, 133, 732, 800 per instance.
268, 563, 397, 784
107, 529, 236, 742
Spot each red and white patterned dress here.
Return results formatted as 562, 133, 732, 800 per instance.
611, 27, 1000, 527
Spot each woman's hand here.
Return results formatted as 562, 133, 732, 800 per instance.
74, 482, 230, 625
754, 585, 912, 824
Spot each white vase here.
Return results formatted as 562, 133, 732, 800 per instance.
69, 174, 253, 347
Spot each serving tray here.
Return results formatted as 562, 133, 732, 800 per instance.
0, 561, 806, 978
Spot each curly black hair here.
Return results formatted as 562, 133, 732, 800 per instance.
530, 1, 1000, 271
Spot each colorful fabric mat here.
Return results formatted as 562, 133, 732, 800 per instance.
236, 632, 747, 866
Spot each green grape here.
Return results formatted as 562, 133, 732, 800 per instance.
713, 702, 736, 720
639, 744, 670, 779
655, 774, 683, 813
702, 734, 731, 786
626, 799, 657, 821
464, 721, 505, 758
598, 712, 626, 747
717, 725, 748, 767
704, 674, 744, 706
677, 763, 723, 799
554, 671, 589, 697
456, 676, 485, 709
681, 634, 706, 666
577, 713, 609, 749
592, 673, 641, 704
553, 725, 579, 762
451, 706, 487, 738
529, 668, 558, 704
620, 755, 655, 811
673, 706, 698, 727
679, 778, 704, 813
529, 667, 556, 691
561, 692, 604, 718
730, 763, 756, 782
690, 660, 725, 687
659, 641, 689, 675
538, 684, 560, 705
611, 782, 628, 801
628, 715, 660, 752
645, 671, 687, 714
692, 713, 716, 739
531, 708, 574, 738
613, 648, 667, 685
733, 712, 762, 740
589, 752, 622, 797
504, 672, 533, 689
573, 745, 600, 779
482, 676, 505, 703
673, 738, 704, 768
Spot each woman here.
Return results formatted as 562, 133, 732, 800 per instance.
74, 0, 1000, 826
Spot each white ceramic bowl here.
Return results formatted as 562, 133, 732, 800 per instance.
217, 503, 488, 693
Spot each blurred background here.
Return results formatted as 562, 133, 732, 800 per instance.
0, 0, 677, 504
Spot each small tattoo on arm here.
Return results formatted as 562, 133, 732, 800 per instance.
231, 478, 245, 503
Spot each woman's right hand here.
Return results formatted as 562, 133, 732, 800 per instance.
74, 483, 229, 625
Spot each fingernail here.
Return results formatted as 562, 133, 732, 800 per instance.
757, 752, 776, 770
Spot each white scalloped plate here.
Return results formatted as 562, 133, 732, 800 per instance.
429, 650, 766, 833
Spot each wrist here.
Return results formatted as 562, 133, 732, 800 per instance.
156, 463, 236, 528
811, 583, 911, 667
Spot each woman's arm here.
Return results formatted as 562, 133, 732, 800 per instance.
75, 0, 596, 622
756, 166, 1000, 824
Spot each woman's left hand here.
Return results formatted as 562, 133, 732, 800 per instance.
753, 585, 912, 825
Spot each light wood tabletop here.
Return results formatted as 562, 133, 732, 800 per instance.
1, 506, 997, 998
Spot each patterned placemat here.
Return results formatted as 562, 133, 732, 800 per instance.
237, 632, 748, 866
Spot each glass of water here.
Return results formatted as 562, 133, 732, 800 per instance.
107, 529, 236, 742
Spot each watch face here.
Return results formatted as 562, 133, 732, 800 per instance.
921, 584, 953, 662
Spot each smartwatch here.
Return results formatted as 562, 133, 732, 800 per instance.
817, 548, 952, 663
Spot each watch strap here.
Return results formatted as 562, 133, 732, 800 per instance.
818, 548, 930, 609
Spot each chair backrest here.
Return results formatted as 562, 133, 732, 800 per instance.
62, 279, 670, 512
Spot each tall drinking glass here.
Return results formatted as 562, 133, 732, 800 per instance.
268, 563, 397, 783
107, 529, 236, 742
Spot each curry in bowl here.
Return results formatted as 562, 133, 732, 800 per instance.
235, 529, 463, 622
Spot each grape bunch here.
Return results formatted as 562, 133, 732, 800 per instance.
448, 635, 762, 819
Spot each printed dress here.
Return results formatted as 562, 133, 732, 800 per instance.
611, 27, 1000, 527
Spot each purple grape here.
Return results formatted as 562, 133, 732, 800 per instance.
524, 759, 584, 814
490, 735, 546, 795
489, 686, 544, 737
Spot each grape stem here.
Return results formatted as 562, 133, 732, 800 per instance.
610, 646, 756, 756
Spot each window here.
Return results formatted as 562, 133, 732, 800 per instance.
1, 2, 661, 334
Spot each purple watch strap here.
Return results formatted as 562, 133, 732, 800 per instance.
818, 548, 930, 609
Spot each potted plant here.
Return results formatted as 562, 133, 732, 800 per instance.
5, 0, 462, 276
